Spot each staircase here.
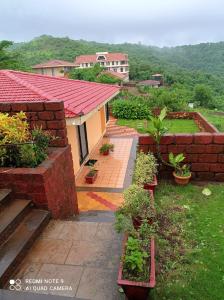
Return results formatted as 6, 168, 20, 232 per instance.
105, 117, 139, 137
0, 189, 50, 288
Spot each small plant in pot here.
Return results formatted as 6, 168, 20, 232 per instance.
99, 143, 114, 155
116, 214, 156, 299
134, 151, 158, 192
169, 152, 191, 185
115, 184, 156, 231
85, 163, 98, 184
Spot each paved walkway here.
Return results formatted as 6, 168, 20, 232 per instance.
12, 217, 124, 300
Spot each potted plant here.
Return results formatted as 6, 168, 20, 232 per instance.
99, 143, 114, 155
85, 163, 98, 184
116, 215, 156, 300
115, 185, 155, 230
134, 151, 158, 192
169, 152, 191, 185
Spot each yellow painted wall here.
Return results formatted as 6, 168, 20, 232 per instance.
100, 106, 106, 134
67, 125, 80, 174
86, 109, 104, 153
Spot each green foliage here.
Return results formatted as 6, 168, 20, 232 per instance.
99, 143, 114, 154
124, 236, 148, 274
69, 63, 102, 81
96, 73, 120, 84
112, 99, 151, 119
193, 84, 213, 107
169, 152, 191, 177
134, 151, 158, 186
0, 113, 51, 167
147, 107, 168, 144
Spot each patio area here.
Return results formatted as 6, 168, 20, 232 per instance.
76, 137, 135, 189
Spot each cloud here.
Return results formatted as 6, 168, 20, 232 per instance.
1, 0, 224, 46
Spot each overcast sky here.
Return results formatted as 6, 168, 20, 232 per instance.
1, 0, 224, 47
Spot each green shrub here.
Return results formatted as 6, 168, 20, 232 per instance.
111, 99, 151, 119
134, 151, 158, 186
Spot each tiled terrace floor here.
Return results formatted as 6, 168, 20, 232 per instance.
77, 191, 123, 212
76, 137, 134, 189
12, 219, 123, 300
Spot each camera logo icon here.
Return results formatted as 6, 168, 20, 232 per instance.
9, 279, 22, 291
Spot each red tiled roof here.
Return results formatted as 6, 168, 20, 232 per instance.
75, 53, 128, 64
103, 70, 127, 80
138, 80, 160, 86
0, 70, 120, 118
32, 60, 78, 69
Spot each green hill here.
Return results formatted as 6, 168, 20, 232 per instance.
7, 35, 224, 96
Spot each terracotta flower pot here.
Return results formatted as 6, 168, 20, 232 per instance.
102, 150, 109, 156
85, 170, 98, 184
173, 172, 191, 185
117, 235, 156, 300
143, 175, 158, 192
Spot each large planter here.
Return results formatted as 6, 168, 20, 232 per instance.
102, 150, 109, 156
85, 170, 98, 184
173, 172, 191, 185
143, 176, 158, 192
117, 235, 156, 300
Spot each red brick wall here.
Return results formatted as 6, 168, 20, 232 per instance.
139, 133, 224, 181
0, 146, 79, 218
0, 101, 68, 147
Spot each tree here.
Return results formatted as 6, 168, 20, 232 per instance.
193, 84, 213, 107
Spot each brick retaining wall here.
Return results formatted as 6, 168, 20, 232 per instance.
139, 133, 224, 181
0, 101, 68, 147
0, 146, 79, 218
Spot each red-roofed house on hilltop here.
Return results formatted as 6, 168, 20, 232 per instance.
74, 52, 129, 82
32, 60, 78, 77
0, 70, 120, 174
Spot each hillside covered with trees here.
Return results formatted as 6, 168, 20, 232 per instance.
2, 35, 224, 110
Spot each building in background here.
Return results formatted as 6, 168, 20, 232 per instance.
74, 52, 129, 81
32, 60, 77, 77
138, 79, 160, 88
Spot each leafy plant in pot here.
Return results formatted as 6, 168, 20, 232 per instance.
134, 151, 158, 192
85, 163, 98, 184
99, 143, 114, 155
115, 211, 156, 299
115, 184, 156, 231
169, 152, 191, 185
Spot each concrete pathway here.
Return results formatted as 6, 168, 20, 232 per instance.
105, 117, 139, 138
11, 216, 124, 300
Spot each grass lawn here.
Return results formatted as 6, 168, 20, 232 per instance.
196, 108, 224, 132
152, 182, 224, 300
116, 119, 200, 134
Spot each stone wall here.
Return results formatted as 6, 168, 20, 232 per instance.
0, 146, 78, 218
0, 101, 68, 147
139, 132, 224, 181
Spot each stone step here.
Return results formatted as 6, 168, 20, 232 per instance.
0, 200, 32, 246
0, 189, 12, 212
0, 209, 51, 288
75, 210, 115, 223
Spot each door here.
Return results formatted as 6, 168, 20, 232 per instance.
105, 102, 110, 123
77, 122, 89, 164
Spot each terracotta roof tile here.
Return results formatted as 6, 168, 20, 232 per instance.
0, 70, 120, 118
75, 53, 128, 64
32, 60, 78, 69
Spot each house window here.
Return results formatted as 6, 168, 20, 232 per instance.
121, 60, 126, 65
90, 62, 93, 66
116, 61, 119, 65
51, 68, 55, 76
85, 63, 88, 67
77, 123, 89, 164
101, 62, 105, 66
41, 68, 44, 75
120, 67, 123, 72
113, 68, 117, 72
125, 67, 129, 72
112, 61, 115, 65
106, 62, 110, 66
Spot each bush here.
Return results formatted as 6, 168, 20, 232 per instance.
0, 112, 51, 167
111, 99, 151, 119
134, 151, 158, 186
